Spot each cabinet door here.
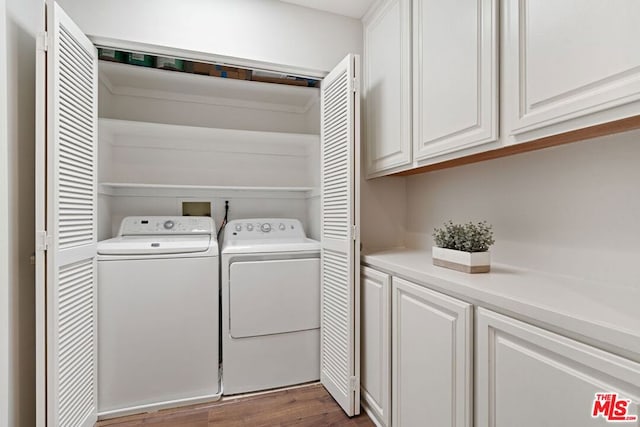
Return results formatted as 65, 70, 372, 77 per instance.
504, 0, 640, 142
413, 0, 497, 162
392, 277, 472, 427
361, 267, 391, 426
363, 0, 412, 177
476, 308, 640, 427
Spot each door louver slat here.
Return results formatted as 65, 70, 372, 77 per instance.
41, 3, 99, 426
320, 54, 360, 417
57, 259, 95, 426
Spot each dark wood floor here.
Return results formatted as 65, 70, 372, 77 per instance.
95, 383, 375, 426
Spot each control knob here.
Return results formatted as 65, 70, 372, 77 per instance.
163, 220, 175, 230
279, 223, 286, 231
246, 224, 254, 231
261, 223, 272, 233
235, 224, 242, 232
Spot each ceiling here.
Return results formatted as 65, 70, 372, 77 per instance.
279, 0, 377, 19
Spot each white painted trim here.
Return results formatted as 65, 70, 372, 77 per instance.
90, 35, 329, 79
361, 0, 388, 24
98, 182, 317, 200
360, 395, 385, 427
97, 390, 223, 421
0, 0, 10, 425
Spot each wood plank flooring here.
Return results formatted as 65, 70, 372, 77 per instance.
95, 383, 375, 427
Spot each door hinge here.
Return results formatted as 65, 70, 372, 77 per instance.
351, 225, 358, 241
349, 376, 358, 392
36, 230, 51, 251
352, 77, 359, 94
37, 32, 48, 52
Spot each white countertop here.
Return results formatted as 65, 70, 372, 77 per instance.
362, 248, 640, 362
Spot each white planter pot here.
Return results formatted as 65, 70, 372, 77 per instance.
432, 246, 490, 274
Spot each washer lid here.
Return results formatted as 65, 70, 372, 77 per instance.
98, 235, 212, 255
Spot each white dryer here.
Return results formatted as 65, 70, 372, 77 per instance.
221, 218, 320, 394
97, 216, 220, 417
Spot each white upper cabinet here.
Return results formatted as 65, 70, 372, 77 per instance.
412, 0, 498, 162
363, 0, 412, 177
363, 0, 640, 176
503, 0, 640, 143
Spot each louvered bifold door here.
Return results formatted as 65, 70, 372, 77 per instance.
39, 2, 99, 426
320, 54, 361, 417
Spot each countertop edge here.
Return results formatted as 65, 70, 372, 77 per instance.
362, 249, 640, 363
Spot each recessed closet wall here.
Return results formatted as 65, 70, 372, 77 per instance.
62, 0, 407, 251
97, 63, 321, 240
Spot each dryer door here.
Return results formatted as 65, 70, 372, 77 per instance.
229, 258, 320, 338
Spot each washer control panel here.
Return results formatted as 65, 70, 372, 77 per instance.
226, 218, 306, 239
118, 216, 215, 236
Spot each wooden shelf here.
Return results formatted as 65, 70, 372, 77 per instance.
99, 61, 320, 114
98, 182, 318, 199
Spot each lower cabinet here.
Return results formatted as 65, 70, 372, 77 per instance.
392, 277, 473, 427
361, 266, 392, 426
361, 266, 473, 427
361, 266, 640, 427
476, 308, 640, 427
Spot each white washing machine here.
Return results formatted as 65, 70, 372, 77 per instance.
221, 218, 321, 394
97, 216, 220, 417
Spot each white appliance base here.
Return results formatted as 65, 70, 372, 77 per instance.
223, 328, 320, 395
98, 257, 220, 414
97, 390, 223, 420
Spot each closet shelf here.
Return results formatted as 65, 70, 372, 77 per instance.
99, 60, 320, 114
98, 182, 319, 199
99, 118, 319, 157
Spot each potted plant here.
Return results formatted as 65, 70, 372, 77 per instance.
432, 221, 495, 273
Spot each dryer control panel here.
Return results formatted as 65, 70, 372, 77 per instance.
118, 216, 215, 236
225, 218, 306, 240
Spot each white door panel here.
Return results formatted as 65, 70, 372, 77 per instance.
476, 308, 640, 427
98, 258, 219, 413
413, 0, 497, 160
320, 53, 361, 417
392, 277, 473, 427
504, 0, 640, 137
360, 267, 391, 427
229, 258, 320, 338
36, 2, 98, 426
364, 0, 412, 176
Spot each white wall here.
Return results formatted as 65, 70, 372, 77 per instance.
55, 0, 363, 73
360, 174, 406, 251
3, 0, 40, 425
99, 82, 318, 134
405, 130, 640, 288
0, 0, 9, 425
98, 117, 318, 186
